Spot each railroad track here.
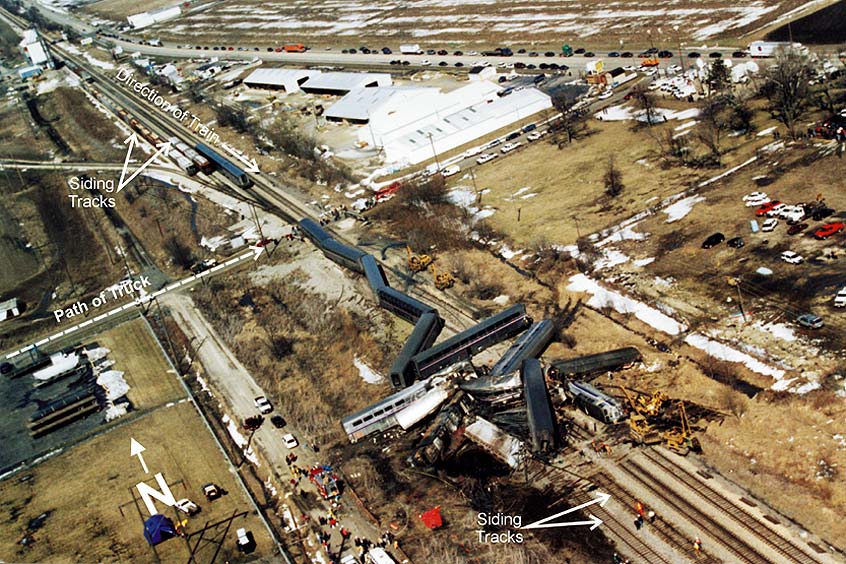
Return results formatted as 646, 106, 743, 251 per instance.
590, 495, 674, 564
644, 449, 828, 564
625, 457, 774, 564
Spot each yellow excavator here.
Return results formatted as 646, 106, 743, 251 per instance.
663, 403, 701, 456
429, 264, 455, 290
406, 245, 432, 273
620, 386, 668, 446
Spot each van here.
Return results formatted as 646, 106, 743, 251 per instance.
522, 123, 537, 133
441, 165, 460, 177
366, 548, 397, 564
834, 287, 846, 308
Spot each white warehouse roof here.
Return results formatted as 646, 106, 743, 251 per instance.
243, 68, 320, 92
377, 86, 552, 165
300, 72, 392, 94
324, 86, 440, 124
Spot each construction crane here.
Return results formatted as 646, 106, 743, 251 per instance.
663, 402, 701, 456
406, 245, 432, 273
620, 386, 667, 417
429, 264, 455, 290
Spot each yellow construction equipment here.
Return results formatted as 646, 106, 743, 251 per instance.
620, 386, 667, 417
628, 413, 662, 445
663, 403, 701, 456
429, 264, 455, 290
406, 245, 432, 273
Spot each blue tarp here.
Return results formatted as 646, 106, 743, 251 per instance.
144, 514, 177, 546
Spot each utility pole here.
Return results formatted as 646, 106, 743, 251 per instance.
469, 168, 481, 205
674, 25, 685, 72
249, 203, 270, 258
427, 132, 440, 172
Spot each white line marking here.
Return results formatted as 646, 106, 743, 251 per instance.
210, 264, 224, 272
166, 283, 180, 291
94, 313, 109, 321
78, 320, 93, 328
35, 339, 49, 346
64, 325, 79, 334
225, 257, 240, 266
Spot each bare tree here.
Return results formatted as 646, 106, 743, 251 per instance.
696, 95, 732, 165
603, 156, 624, 197
706, 58, 731, 94
631, 85, 658, 126
760, 51, 814, 139
548, 93, 587, 147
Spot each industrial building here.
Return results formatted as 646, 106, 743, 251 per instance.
19, 29, 52, 68
0, 298, 20, 321
324, 86, 440, 126
300, 72, 392, 95
243, 68, 320, 92
127, 5, 182, 29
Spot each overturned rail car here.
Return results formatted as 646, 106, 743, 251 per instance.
551, 347, 641, 380
389, 312, 444, 389
489, 319, 555, 377
522, 358, 555, 454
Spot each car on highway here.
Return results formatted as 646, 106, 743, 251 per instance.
834, 287, 846, 307
476, 153, 497, 164
442, 165, 461, 177
732, 50, 747, 58
761, 218, 778, 232
282, 433, 299, 449
780, 250, 804, 264
727, 237, 745, 248
584, 52, 595, 57
688, 52, 701, 58
814, 222, 845, 239
463, 146, 483, 158
175, 499, 200, 515
701, 232, 725, 248
485, 138, 502, 149
709, 52, 722, 58
453, 51, 463, 56
254, 396, 273, 414
755, 201, 781, 216
501, 142, 522, 153
420, 59, 431, 66
544, 51, 556, 57
454, 62, 464, 67
439, 61, 448, 66
505, 131, 521, 141
608, 51, 620, 57
382, 47, 392, 54
529, 51, 539, 57
271, 415, 287, 428
527, 131, 545, 141
574, 47, 585, 54
796, 313, 823, 329
621, 52, 633, 58
787, 223, 808, 235
438, 49, 448, 55
657, 50, 673, 58
426, 49, 436, 55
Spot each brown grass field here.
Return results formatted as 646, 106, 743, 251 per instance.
0, 401, 274, 564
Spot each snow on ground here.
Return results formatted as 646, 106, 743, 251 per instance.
354, 356, 383, 384
598, 105, 701, 123
567, 274, 687, 335
223, 414, 260, 465
664, 195, 705, 223
594, 248, 630, 270
447, 186, 496, 222
84, 347, 110, 362
684, 333, 785, 379
757, 126, 778, 137
97, 370, 130, 400
596, 225, 650, 247
757, 321, 797, 342
634, 257, 655, 267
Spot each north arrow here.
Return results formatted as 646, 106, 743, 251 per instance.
130, 438, 149, 474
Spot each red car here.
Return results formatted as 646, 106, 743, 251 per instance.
755, 201, 781, 217
814, 222, 845, 240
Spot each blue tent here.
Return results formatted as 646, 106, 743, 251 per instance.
144, 514, 177, 546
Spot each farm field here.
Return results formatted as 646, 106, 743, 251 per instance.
0, 401, 274, 563
86, 0, 829, 48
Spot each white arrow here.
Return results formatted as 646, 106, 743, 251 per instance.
221, 143, 260, 173
118, 132, 138, 190
522, 514, 603, 531
250, 245, 265, 261
117, 137, 172, 192
130, 438, 149, 474
521, 492, 610, 530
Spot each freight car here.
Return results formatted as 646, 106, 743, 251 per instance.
194, 142, 253, 188
389, 312, 444, 388
522, 358, 555, 454
489, 319, 555, 377
412, 304, 532, 379
168, 136, 211, 174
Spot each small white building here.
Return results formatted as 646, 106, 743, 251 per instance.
19, 29, 52, 68
0, 298, 20, 322
243, 68, 320, 92
156, 63, 183, 86
300, 72, 392, 95
468, 66, 497, 82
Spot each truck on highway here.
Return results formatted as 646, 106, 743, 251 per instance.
748, 41, 807, 58
283, 43, 307, 53
482, 47, 513, 57
400, 44, 423, 55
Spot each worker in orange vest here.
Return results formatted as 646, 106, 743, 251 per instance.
635, 501, 644, 516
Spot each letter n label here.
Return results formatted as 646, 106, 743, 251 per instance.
136, 472, 177, 516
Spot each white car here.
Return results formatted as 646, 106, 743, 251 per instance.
742, 191, 768, 202
780, 251, 804, 264
467, 50, 478, 56
441, 165, 461, 177
282, 433, 299, 449
761, 218, 778, 232
476, 153, 498, 164
463, 147, 482, 159
175, 498, 200, 515
598, 90, 613, 100
501, 142, 522, 153
526, 131, 543, 141
254, 396, 273, 414
420, 59, 431, 66
766, 203, 787, 217
834, 287, 846, 307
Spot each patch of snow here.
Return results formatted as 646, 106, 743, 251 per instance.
83, 347, 110, 362
567, 274, 687, 335
596, 225, 649, 247
104, 403, 129, 421
595, 248, 630, 270
354, 356, 383, 384
683, 333, 785, 379
757, 321, 796, 342
492, 294, 510, 305
224, 415, 260, 466
664, 195, 705, 223
634, 257, 655, 267
757, 126, 777, 137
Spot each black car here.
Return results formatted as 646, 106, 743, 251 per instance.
608, 51, 620, 57
453, 50, 463, 56
574, 47, 585, 54
382, 47, 392, 54
732, 50, 747, 58
539, 63, 548, 69
727, 237, 745, 248
526, 63, 537, 69
529, 51, 539, 57
812, 207, 835, 221
439, 61, 448, 66
514, 62, 526, 69
517, 48, 527, 54
361, 48, 370, 54
702, 233, 726, 249
349, 48, 357, 54
270, 415, 287, 429
401, 60, 410, 65
621, 52, 633, 58
438, 49, 448, 55
709, 52, 722, 58
454, 61, 464, 67
657, 50, 673, 58
544, 51, 556, 57
688, 52, 701, 58
426, 49, 436, 55
506, 132, 521, 141
548, 63, 559, 70
583, 52, 595, 57
646, 47, 658, 54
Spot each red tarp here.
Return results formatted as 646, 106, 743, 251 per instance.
419, 506, 443, 529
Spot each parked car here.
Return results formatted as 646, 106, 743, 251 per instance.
203, 483, 222, 500
574, 47, 585, 54
787, 223, 808, 235
732, 51, 748, 58
761, 218, 778, 232
236, 528, 255, 553
442, 165, 461, 177
743, 191, 769, 205
834, 287, 846, 308
544, 51, 556, 57
254, 396, 273, 414
796, 313, 823, 329
382, 47, 392, 54
271, 415, 287, 428
175, 499, 200, 515
727, 237, 745, 248
420, 59, 431, 66
814, 222, 844, 239
688, 52, 701, 58
766, 203, 787, 217
812, 207, 835, 221
608, 51, 620, 57
477, 153, 498, 164
243, 416, 263, 431
282, 433, 299, 449
501, 141, 522, 153
527, 131, 544, 141
709, 52, 723, 58
755, 201, 781, 216
621, 51, 633, 58
657, 50, 673, 58
780, 250, 804, 264
701, 232, 725, 248
438, 61, 448, 66
454, 62, 464, 67
505, 131, 521, 141
598, 90, 613, 100
584, 52, 595, 57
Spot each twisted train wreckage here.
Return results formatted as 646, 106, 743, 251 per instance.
299, 218, 642, 468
